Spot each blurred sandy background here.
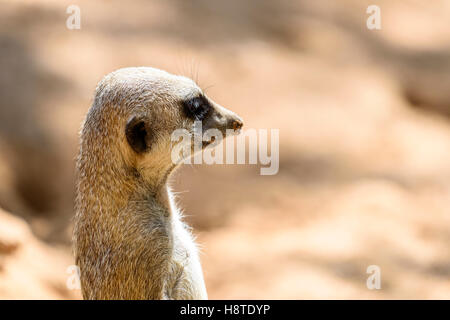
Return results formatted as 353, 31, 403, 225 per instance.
0, 0, 450, 299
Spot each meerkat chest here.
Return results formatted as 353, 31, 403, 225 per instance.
168, 216, 208, 299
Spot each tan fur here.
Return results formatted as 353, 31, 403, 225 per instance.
73, 67, 242, 300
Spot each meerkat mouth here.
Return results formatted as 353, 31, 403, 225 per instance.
230, 127, 242, 136
201, 127, 242, 148
202, 135, 216, 147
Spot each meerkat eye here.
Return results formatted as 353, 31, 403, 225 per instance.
183, 96, 210, 121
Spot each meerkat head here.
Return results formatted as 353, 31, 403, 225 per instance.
86, 67, 243, 187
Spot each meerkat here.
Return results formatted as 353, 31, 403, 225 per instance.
73, 67, 243, 300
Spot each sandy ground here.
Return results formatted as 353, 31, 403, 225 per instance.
0, 0, 449, 299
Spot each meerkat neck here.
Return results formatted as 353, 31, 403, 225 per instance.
74, 155, 178, 298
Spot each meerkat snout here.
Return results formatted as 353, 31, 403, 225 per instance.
205, 100, 244, 132
183, 93, 244, 135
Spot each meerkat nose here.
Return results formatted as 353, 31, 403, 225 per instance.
232, 119, 243, 131
230, 115, 244, 132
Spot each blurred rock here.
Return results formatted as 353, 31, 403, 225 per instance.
0, 208, 80, 299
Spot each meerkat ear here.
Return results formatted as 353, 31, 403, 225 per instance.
125, 116, 153, 153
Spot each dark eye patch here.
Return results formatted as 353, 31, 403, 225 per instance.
182, 96, 211, 121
